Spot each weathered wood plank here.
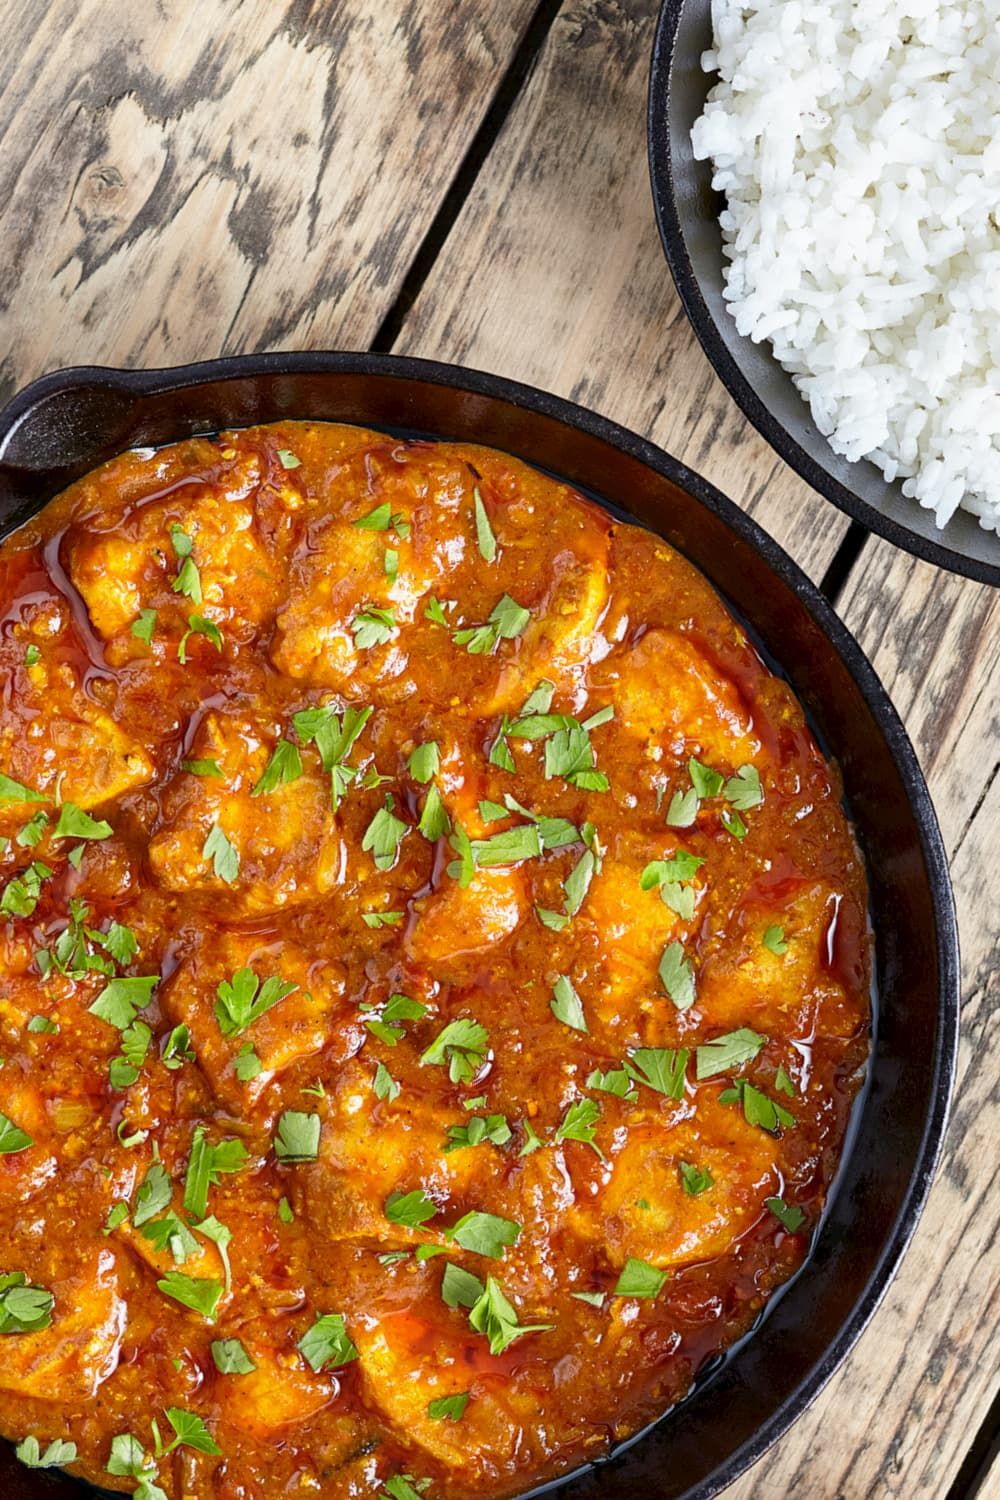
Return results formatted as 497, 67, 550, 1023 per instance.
722, 550, 999, 1500
395, 0, 848, 582
395, 1, 999, 1493
0, 0, 539, 400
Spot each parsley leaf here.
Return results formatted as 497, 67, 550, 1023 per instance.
212, 1338, 256, 1375
156, 1271, 223, 1319
133, 1159, 173, 1228
420, 1018, 489, 1084
766, 1196, 806, 1233
679, 1161, 714, 1196
182, 758, 224, 779
658, 941, 696, 1010
385, 1190, 438, 1228
418, 784, 450, 841
0, 773, 44, 804
695, 1027, 766, 1080
177, 614, 222, 663
719, 1080, 795, 1134
453, 594, 530, 655
182, 1127, 249, 1219
407, 742, 440, 783
251, 739, 302, 797
665, 787, 698, 828
297, 1312, 358, 1371
0, 1272, 53, 1330
586, 1066, 636, 1099
613, 1258, 667, 1299
0, 859, 52, 917
441, 1262, 485, 1310
446, 1211, 520, 1260
373, 1061, 400, 1101
428, 1392, 469, 1422
470, 822, 542, 867
277, 448, 301, 470
554, 1098, 603, 1158
775, 1063, 796, 1097
446, 825, 474, 886
274, 1110, 320, 1162
468, 1276, 552, 1354
352, 607, 396, 649
131, 609, 157, 645
763, 924, 788, 955
89, 976, 158, 1031
214, 967, 298, 1037
202, 822, 239, 883
53, 802, 112, 841
363, 909, 404, 929
689, 757, 723, 798
362, 795, 408, 871
623, 1047, 689, 1100
14, 1436, 77, 1469
444, 1114, 510, 1153
162, 1407, 221, 1456
550, 974, 587, 1033
723, 764, 763, 810
473, 488, 497, 562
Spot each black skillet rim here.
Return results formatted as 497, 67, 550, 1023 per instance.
0, 350, 961, 1499
647, 0, 1000, 589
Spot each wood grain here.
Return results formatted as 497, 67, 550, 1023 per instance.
723, 552, 1000, 1499
0, 0, 540, 400
395, 1, 1000, 1494
395, 0, 849, 581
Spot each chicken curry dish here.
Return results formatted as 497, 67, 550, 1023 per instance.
0, 422, 870, 1499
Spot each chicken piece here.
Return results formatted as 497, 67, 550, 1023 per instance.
584, 833, 704, 1016
64, 452, 281, 652
481, 543, 610, 716
161, 931, 356, 1112
147, 712, 346, 916
0, 650, 153, 811
215, 1343, 333, 1438
0, 1248, 125, 1401
584, 1095, 778, 1271
404, 746, 526, 978
270, 450, 469, 692
601, 628, 761, 767
356, 1309, 545, 1479
698, 879, 854, 1038
300, 1062, 480, 1248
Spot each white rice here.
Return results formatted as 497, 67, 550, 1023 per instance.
691, 0, 1000, 532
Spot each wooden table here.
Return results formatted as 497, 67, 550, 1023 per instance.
1, 2, 996, 1494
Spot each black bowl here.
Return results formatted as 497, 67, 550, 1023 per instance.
648, 0, 1000, 588
0, 353, 959, 1500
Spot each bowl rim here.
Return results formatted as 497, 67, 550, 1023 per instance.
0, 350, 961, 1499
646, 0, 1000, 590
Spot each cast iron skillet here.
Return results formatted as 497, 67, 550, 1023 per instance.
0, 353, 959, 1500
648, 0, 1000, 588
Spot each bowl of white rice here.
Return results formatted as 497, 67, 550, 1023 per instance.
649, 0, 1000, 585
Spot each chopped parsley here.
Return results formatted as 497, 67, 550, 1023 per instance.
133, 1159, 173, 1228
441, 1262, 484, 1310
14, 1436, 77, 1469
586, 1066, 637, 1099
297, 1312, 358, 1371
658, 941, 696, 1010
362, 795, 408, 870
718, 1079, 795, 1134
178, 614, 223, 663
613, 1258, 667, 1299
762, 924, 788, 955
473, 487, 498, 561
679, 1161, 714, 1196
407, 741, 440, 783
53, 801, 111, 841
695, 1027, 766, 1080
766, 1196, 806, 1233
550, 974, 587, 1033
293, 701, 373, 809
468, 1276, 552, 1355
362, 909, 404, 929
428, 1392, 469, 1422
183, 1127, 249, 1218
1, 860, 52, 917
277, 448, 301, 470
775, 1063, 796, 1097
170, 526, 202, 605
352, 606, 396, 649
203, 822, 239, 883
131, 609, 157, 645
0, 773, 44, 804
554, 1097, 603, 1158
444, 1114, 510, 1153
251, 739, 302, 796
453, 594, 530, 655
373, 1061, 400, 1101
420, 1018, 489, 1084
446, 1211, 520, 1260
418, 784, 450, 841
274, 1110, 321, 1163
0, 1272, 53, 1331
212, 1338, 256, 1375
214, 966, 298, 1037
723, 764, 763, 810
156, 1271, 223, 1320
89, 975, 158, 1031
385, 1189, 438, 1228
623, 1047, 689, 1100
